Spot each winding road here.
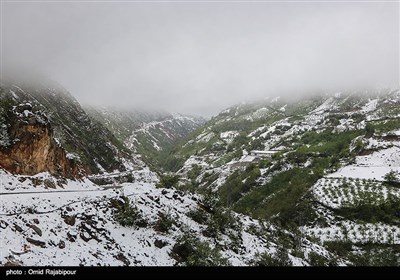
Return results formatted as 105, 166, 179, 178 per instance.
0, 185, 123, 196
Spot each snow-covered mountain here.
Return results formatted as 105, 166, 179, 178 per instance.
174, 89, 400, 186
85, 106, 205, 170
0, 80, 143, 177
1, 80, 400, 266
2, 165, 347, 266
164, 89, 400, 265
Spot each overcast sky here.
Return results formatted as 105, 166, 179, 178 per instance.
2, 1, 399, 117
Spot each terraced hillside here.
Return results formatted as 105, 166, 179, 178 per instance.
163, 89, 400, 265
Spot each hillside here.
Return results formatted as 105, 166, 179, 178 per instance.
162, 89, 400, 265
1, 165, 347, 266
85, 106, 205, 170
2, 83, 400, 266
0, 80, 140, 177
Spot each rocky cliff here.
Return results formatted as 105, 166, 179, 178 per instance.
0, 103, 81, 179
0, 80, 139, 177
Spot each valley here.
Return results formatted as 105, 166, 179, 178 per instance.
2, 0, 398, 268
1, 81, 400, 266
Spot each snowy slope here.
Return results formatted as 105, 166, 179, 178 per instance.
0, 168, 331, 266
85, 106, 205, 159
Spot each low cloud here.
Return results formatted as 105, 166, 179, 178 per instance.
2, 1, 399, 116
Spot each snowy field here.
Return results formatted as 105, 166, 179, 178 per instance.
327, 146, 400, 181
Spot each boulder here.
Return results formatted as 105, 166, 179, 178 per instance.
14, 224, 23, 233
154, 239, 168, 249
114, 253, 130, 266
29, 224, 42, 236
67, 231, 77, 242
0, 220, 9, 229
44, 179, 56, 189
26, 237, 46, 248
80, 231, 92, 242
64, 215, 76, 226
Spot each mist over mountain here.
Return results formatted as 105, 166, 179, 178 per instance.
1, 72, 400, 266
2, 1, 398, 116
1, 1, 400, 268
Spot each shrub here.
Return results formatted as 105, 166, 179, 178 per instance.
161, 155, 186, 172
187, 207, 209, 225
348, 245, 399, 266
157, 174, 180, 189
171, 232, 230, 266
200, 188, 220, 214
154, 212, 175, 233
324, 241, 352, 257
254, 247, 292, 266
383, 170, 400, 186
111, 196, 145, 227
204, 208, 240, 238
334, 197, 400, 226
365, 123, 375, 137
308, 252, 328, 266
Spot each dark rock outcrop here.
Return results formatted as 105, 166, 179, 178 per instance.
64, 215, 76, 226
26, 237, 46, 248
28, 224, 42, 236
0, 104, 81, 179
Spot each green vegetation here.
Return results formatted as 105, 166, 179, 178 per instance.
324, 241, 400, 266
157, 174, 180, 189
369, 119, 400, 134
199, 188, 220, 213
187, 189, 243, 251
229, 129, 358, 225
365, 122, 375, 137
253, 247, 292, 266
187, 164, 202, 182
156, 103, 289, 172
384, 170, 400, 187
347, 244, 400, 266
334, 196, 400, 226
152, 93, 400, 266
204, 207, 241, 238
154, 212, 175, 233
219, 164, 261, 206
200, 172, 220, 187
111, 196, 146, 227
171, 231, 230, 266
0, 94, 14, 147
187, 207, 209, 224
324, 241, 353, 258
294, 129, 362, 158
234, 168, 318, 223
308, 252, 329, 266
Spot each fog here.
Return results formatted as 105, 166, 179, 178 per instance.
1, 1, 399, 117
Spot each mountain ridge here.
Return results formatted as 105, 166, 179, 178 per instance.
0, 80, 138, 176
1, 78, 400, 266
84, 106, 206, 171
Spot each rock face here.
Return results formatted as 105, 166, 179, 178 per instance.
1, 80, 139, 177
0, 103, 81, 179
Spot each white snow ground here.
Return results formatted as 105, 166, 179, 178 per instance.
0, 168, 296, 266
327, 146, 400, 181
